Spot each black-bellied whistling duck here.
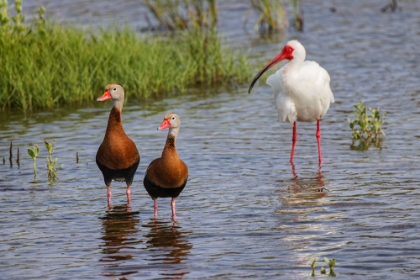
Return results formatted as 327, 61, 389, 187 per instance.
96, 84, 140, 207
143, 113, 188, 221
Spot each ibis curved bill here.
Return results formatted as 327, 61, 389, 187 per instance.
249, 40, 334, 165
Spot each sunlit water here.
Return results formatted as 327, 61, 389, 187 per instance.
1, 0, 420, 279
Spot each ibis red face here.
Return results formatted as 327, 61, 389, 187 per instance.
248, 44, 295, 94
158, 118, 171, 130
97, 89, 112, 101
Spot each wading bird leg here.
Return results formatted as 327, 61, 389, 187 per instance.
171, 198, 177, 222
126, 185, 131, 205
154, 199, 158, 219
107, 186, 112, 208
316, 119, 322, 165
290, 122, 297, 163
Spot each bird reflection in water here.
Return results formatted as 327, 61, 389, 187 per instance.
289, 162, 326, 193
144, 220, 192, 279
281, 162, 328, 212
99, 204, 141, 278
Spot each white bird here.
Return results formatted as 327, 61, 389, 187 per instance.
248, 40, 334, 165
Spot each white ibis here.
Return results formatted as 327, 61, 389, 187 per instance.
248, 40, 334, 164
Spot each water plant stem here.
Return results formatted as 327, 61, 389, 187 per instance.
45, 140, 59, 182
9, 141, 12, 167
16, 147, 20, 167
27, 145, 40, 179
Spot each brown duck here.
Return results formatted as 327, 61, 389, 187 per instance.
96, 84, 140, 207
143, 113, 188, 221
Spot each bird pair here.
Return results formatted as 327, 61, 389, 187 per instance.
96, 84, 188, 221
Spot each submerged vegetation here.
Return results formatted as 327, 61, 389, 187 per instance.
0, 0, 250, 111
311, 257, 337, 277
349, 102, 386, 150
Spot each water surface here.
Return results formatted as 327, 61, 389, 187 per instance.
1, 0, 420, 278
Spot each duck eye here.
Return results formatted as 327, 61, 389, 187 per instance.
171, 116, 175, 120
113, 87, 117, 91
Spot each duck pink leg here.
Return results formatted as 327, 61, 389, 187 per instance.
126, 185, 131, 205
154, 200, 158, 219
107, 186, 112, 207
171, 198, 177, 221
316, 119, 322, 165
290, 122, 297, 163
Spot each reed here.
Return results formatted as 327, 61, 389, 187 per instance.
143, 0, 218, 30
292, 0, 303, 31
0, 1, 249, 111
250, 0, 287, 33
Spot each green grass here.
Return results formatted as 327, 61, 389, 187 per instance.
0, 1, 250, 111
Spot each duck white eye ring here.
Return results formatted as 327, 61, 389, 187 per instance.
113, 87, 117, 91
171, 116, 176, 120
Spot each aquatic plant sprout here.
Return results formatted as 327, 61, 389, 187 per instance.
27, 145, 40, 179
45, 140, 60, 183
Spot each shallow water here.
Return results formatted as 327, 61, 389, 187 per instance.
1, 0, 420, 279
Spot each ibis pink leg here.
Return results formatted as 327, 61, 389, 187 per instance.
316, 119, 322, 165
290, 122, 297, 163
107, 186, 112, 207
154, 200, 158, 219
171, 198, 177, 221
126, 185, 131, 205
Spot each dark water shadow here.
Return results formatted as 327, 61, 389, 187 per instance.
143, 219, 193, 279
99, 204, 141, 278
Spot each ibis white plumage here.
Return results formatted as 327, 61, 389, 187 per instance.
248, 40, 334, 164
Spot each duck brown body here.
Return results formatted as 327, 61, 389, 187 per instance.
144, 135, 188, 198
96, 84, 140, 206
144, 113, 188, 221
96, 107, 140, 185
